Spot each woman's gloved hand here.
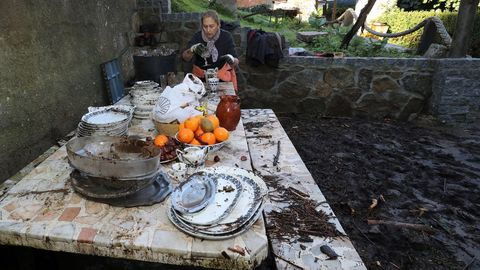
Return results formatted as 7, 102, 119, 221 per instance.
219, 54, 235, 65
190, 43, 208, 56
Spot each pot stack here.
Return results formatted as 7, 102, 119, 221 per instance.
66, 136, 172, 207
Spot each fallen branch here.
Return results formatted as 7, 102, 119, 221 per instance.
367, 219, 436, 233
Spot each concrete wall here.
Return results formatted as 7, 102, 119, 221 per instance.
0, 0, 137, 182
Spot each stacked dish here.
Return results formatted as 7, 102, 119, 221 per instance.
66, 136, 172, 207
168, 166, 268, 240
76, 106, 133, 137
130, 80, 162, 119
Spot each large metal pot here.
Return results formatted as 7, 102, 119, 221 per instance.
66, 136, 161, 180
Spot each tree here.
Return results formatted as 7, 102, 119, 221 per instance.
341, 0, 377, 49
449, 0, 480, 57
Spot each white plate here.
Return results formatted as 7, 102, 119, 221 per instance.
167, 166, 268, 238
167, 201, 263, 240
188, 169, 265, 234
176, 172, 242, 226
82, 109, 130, 126
171, 172, 216, 214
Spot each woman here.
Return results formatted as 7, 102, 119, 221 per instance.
182, 10, 239, 91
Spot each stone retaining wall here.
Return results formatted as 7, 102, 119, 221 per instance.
160, 12, 480, 125
237, 57, 480, 124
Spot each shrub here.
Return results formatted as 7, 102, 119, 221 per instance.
309, 26, 413, 57
377, 9, 480, 55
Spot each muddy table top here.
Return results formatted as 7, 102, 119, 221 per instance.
0, 82, 268, 269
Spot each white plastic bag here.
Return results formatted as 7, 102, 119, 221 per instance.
183, 73, 206, 99
152, 74, 204, 124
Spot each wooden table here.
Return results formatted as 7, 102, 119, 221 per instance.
0, 82, 268, 269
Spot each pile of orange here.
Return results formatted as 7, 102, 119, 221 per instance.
177, 114, 229, 145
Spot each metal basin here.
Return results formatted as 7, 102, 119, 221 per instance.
66, 136, 161, 180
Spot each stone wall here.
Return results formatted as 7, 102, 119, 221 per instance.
430, 59, 480, 123
0, 0, 137, 182
159, 12, 480, 125
237, 56, 480, 124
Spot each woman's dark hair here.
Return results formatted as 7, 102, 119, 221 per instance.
201, 10, 220, 25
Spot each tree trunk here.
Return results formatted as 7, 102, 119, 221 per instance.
340, 0, 376, 49
449, 0, 480, 57
332, 0, 337, 21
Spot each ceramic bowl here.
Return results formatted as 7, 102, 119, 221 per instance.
174, 132, 228, 153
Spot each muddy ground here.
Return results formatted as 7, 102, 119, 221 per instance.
277, 113, 480, 270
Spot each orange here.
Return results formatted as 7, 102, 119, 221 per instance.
189, 138, 201, 145
154, 134, 169, 147
194, 127, 204, 138
194, 114, 204, 121
178, 122, 185, 131
177, 128, 194, 143
206, 115, 220, 129
213, 127, 229, 142
184, 117, 199, 132
200, 132, 216, 145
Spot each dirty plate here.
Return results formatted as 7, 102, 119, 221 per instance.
176, 172, 242, 226
167, 166, 268, 239
171, 172, 216, 214
167, 201, 263, 240
192, 167, 266, 232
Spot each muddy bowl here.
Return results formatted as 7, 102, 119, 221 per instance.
66, 136, 161, 180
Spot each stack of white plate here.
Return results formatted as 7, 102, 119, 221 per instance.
76, 106, 133, 137
168, 166, 268, 240
130, 80, 162, 120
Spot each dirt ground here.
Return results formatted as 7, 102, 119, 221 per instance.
277, 113, 480, 270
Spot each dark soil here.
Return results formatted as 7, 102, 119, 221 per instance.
277, 113, 480, 270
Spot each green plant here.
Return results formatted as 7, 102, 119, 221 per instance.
307, 26, 413, 57
421, 0, 480, 11
308, 13, 327, 28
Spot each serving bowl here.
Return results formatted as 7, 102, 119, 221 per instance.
174, 132, 228, 153
66, 136, 161, 180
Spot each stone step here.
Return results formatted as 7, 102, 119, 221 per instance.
296, 31, 328, 43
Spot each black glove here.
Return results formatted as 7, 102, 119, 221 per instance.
219, 54, 235, 65
190, 43, 208, 56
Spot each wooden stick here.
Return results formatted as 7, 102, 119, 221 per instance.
273, 251, 304, 269
273, 140, 281, 166
462, 255, 477, 270
367, 219, 436, 233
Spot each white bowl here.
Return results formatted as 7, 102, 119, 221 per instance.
175, 132, 228, 153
